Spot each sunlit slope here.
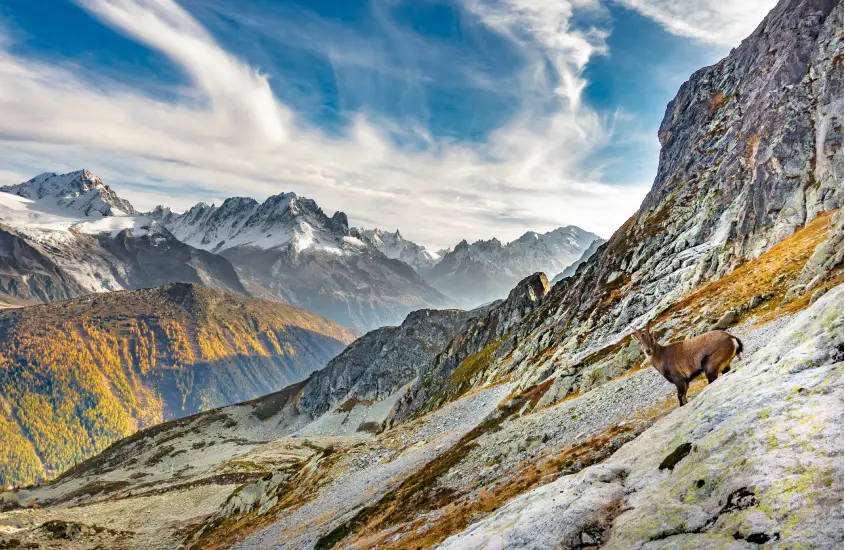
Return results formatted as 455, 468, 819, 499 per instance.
0, 282, 357, 487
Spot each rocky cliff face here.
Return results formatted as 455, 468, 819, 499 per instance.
467, 0, 843, 396
387, 272, 550, 424
298, 307, 479, 420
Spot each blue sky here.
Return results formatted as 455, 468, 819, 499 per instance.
0, 0, 776, 249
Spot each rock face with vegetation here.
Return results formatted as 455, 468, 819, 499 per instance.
0, 283, 356, 487
298, 307, 480, 419
388, 272, 550, 424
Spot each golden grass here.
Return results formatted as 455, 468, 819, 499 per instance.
659, 209, 840, 330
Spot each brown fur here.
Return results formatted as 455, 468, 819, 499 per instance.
632, 321, 743, 407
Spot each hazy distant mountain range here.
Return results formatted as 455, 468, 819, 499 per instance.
422, 227, 602, 308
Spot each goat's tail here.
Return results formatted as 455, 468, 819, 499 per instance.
732, 336, 744, 360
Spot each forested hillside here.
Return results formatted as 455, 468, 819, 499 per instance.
0, 283, 356, 487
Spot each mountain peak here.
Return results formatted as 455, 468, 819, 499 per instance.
1, 169, 135, 217
153, 190, 357, 254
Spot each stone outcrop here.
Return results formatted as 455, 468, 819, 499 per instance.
387, 272, 550, 423
297, 307, 479, 418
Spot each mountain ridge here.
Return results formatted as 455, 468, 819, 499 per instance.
148, 193, 451, 331
0, 3, 841, 548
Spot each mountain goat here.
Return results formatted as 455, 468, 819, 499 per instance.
631, 321, 743, 406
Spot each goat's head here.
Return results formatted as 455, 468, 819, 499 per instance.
631, 320, 656, 359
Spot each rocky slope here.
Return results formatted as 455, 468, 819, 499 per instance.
0, 170, 247, 305
387, 272, 550, 425
423, 226, 598, 308
0, 283, 356, 487
150, 196, 450, 331
440, 287, 843, 550
297, 306, 481, 423
423, 0, 845, 405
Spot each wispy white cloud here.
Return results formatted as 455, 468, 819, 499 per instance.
78, 0, 292, 144
0, 0, 655, 249
616, 0, 778, 47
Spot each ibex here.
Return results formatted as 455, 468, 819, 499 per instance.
631, 320, 743, 407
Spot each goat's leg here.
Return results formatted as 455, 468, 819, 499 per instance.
708, 356, 736, 381
676, 380, 689, 407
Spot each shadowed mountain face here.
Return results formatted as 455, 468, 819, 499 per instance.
223, 244, 449, 332
0, 282, 357, 487
0, 226, 86, 306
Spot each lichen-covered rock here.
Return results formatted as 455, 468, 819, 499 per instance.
440, 284, 844, 550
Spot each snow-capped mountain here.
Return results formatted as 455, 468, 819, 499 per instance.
355, 228, 441, 271
148, 193, 353, 255
0, 170, 149, 245
0, 170, 245, 305
150, 194, 450, 331
1, 169, 136, 217
423, 226, 600, 308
